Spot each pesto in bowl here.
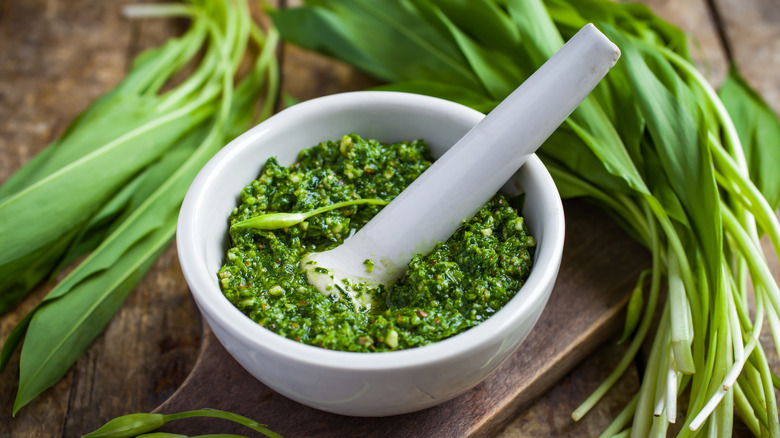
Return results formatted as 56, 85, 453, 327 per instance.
218, 134, 536, 352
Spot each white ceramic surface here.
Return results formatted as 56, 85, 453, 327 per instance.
177, 91, 565, 417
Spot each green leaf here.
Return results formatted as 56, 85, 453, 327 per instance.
429, 0, 522, 54
427, 2, 526, 100
603, 25, 721, 292
8, 7, 279, 407
718, 67, 780, 210
271, 0, 481, 88
0, 96, 212, 282
52, 123, 209, 274
507, 0, 564, 64
373, 80, 499, 113
14, 228, 171, 414
11, 121, 219, 412
619, 269, 649, 344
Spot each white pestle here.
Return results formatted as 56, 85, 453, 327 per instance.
302, 23, 620, 311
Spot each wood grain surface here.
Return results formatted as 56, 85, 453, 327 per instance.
0, 0, 778, 437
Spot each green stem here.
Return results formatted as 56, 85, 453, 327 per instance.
739, 370, 770, 430
689, 268, 760, 431
721, 206, 780, 315
752, 343, 780, 436
630, 305, 670, 437
545, 165, 652, 246
667, 248, 695, 374
734, 382, 762, 437
712, 142, 780, 263
122, 3, 196, 18
571, 202, 661, 421
162, 409, 282, 438
642, 194, 698, 311
231, 199, 390, 231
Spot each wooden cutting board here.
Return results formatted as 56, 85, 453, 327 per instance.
151, 199, 649, 437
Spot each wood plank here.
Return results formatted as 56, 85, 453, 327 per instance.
713, 0, 780, 113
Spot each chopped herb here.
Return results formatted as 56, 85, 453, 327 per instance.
219, 134, 535, 352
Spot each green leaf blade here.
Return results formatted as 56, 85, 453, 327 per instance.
719, 67, 780, 211
13, 228, 170, 415
0, 99, 211, 268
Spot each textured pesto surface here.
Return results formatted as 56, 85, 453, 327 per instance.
218, 134, 536, 352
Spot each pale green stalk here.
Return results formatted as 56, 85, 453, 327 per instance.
545, 165, 652, 245
712, 143, 780, 260
768, 305, 780, 373
689, 268, 760, 431
572, 202, 660, 421
667, 248, 696, 374
231, 199, 390, 231
650, 333, 671, 432
738, 371, 770, 430
753, 344, 780, 436
630, 306, 669, 438
734, 382, 762, 437
161, 409, 282, 438
721, 207, 780, 315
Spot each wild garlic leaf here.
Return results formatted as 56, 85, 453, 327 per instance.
8, 4, 277, 408
506, 0, 564, 66
0, 98, 209, 268
619, 269, 649, 344
604, 26, 722, 290
430, 3, 525, 100
538, 127, 633, 197
271, 0, 481, 88
12, 119, 225, 414
428, 0, 522, 54
52, 124, 210, 275
719, 68, 780, 210
13, 111, 221, 417
14, 229, 170, 414
373, 80, 499, 114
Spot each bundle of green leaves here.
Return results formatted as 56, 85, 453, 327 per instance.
271, 0, 780, 436
0, 0, 279, 414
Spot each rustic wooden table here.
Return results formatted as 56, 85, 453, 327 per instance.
1, 0, 778, 437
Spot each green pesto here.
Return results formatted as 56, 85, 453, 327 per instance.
218, 134, 536, 352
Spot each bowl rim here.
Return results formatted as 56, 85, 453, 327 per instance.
177, 90, 565, 372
